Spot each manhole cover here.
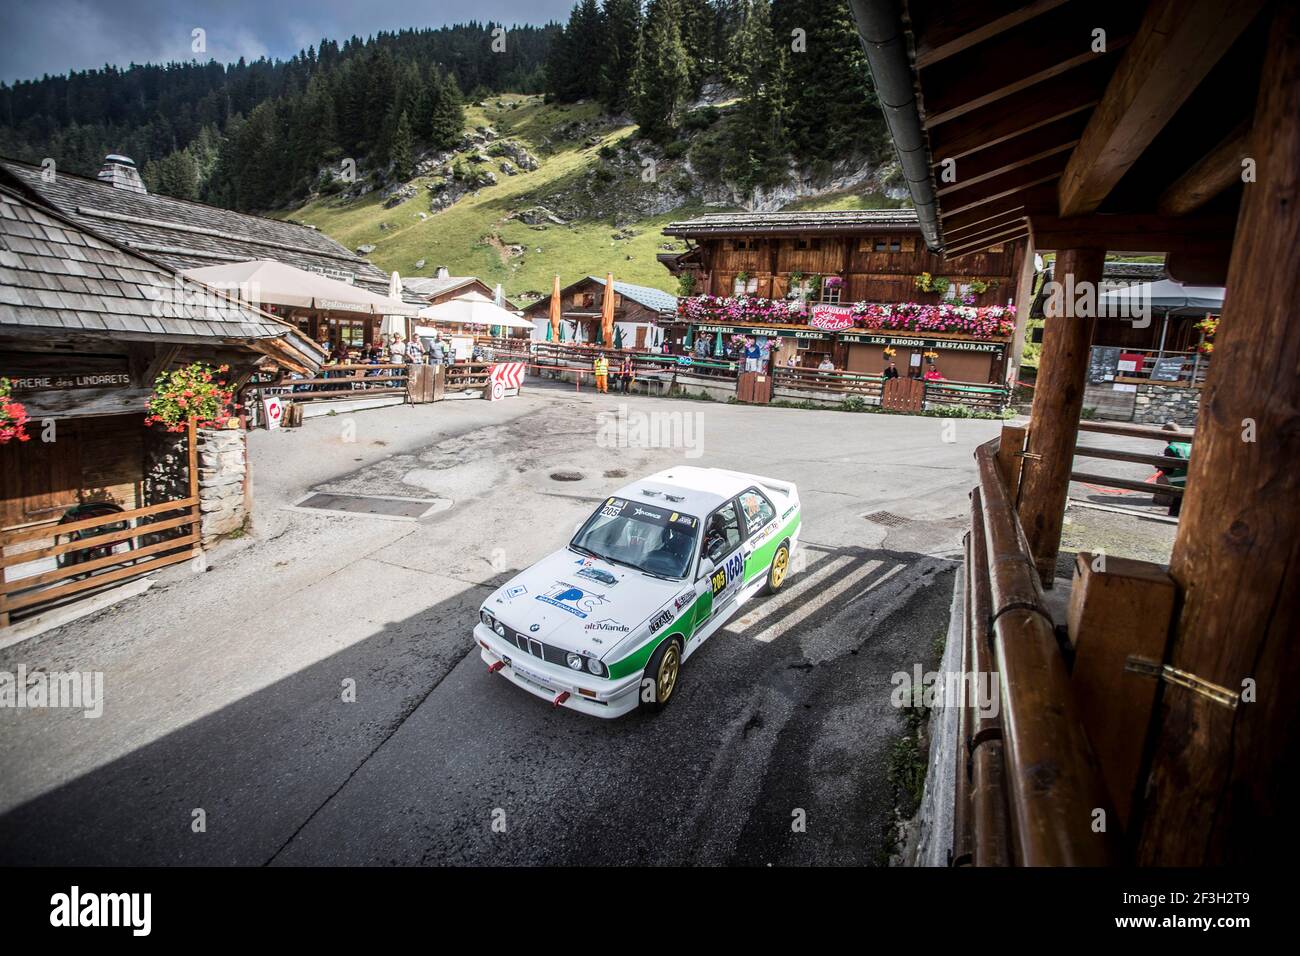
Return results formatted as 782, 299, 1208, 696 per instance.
550, 470, 585, 482
864, 510, 910, 527
294, 493, 443, 520
603, 469, 628, 478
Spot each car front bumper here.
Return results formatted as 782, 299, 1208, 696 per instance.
474, 623, 643, 718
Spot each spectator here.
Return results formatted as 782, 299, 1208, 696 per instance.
593, 353, 610, 393
883, 362, 900, 380
743, 339, 763, 372
617, 354, 634, 393
786, 353, 798, 368
817, 356, 835, 374
924, 365, 943, 381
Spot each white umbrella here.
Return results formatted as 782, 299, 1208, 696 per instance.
182, 259, 419, 315
381, 271, 407, 338
418, 291, 534, 330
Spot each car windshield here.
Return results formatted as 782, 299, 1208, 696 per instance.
571, 497, 699, 579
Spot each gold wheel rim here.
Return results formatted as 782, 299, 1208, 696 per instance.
657, 644, 680, 703
771, 547, 789, 588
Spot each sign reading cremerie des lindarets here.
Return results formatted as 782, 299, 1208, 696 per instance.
8, 372, 132, 391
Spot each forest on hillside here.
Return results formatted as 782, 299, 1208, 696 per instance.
0, 1, 886, 213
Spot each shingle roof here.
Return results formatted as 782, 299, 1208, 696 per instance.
402, 275, 481, 297
1, 158, 392, 293
664, 209, 919, 237
586, 276, 678, 314
0, 183, 323, 370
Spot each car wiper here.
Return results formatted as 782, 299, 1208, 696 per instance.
639, 568, 678, 581
569, 544, 599, 559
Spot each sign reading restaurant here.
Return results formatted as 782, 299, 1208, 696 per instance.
838, 332, 1005, 354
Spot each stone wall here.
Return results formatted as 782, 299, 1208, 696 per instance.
198, 427, 248, 545
1132, 383, 1201, 426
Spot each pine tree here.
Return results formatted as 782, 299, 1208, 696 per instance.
728, 0, 790, 190
597, 0, 641, 115
427, 71, 464, 150
772, 0, 883, 164
632, 0, 692, 143
390, 110, 414, 181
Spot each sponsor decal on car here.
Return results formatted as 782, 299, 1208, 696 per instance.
599, 497, 625, 519
649, 608, 673, 633
674, 591, 696, 611
632, 506, 665, 521
710, 551, 745, 597
584, 618, 630, 632
576, 566, 618, 586
505, 585, 528, 600
535, 582, 610, 619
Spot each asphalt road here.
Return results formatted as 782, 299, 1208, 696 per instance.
0, 385, 1000, 865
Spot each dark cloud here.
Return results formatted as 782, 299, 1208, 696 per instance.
1, 0, 571, 83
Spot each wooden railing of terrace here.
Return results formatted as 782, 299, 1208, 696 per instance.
0, 418, 202, 628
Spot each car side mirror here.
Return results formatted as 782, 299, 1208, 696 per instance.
697, 557, 716, 581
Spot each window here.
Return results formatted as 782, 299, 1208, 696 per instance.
572, 497, 699, 580
703, 501, 743, 563
790, 278, 812, 301
733, 275, 758, 294
820, 284, 843, 305
738, 490, 775, 536
795, 237, 821, 251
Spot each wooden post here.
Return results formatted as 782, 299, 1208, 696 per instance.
1017, 247, 1104, 586
1135, 4, 1299, 865
187, 416, 202, 557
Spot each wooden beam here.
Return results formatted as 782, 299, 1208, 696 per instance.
944, 226, 1031, 259
1029, 211, 1238, 253
1057, 0, 1267, 216
1136, 2, 1300, 865
1157, 120, 1253, 216
941, 155, 1068, 217
944, 209, 1027, 243
936, 112, 1088, 197
1018, 247, 1104, 586
928, 58, 1109, 162
923, 4, 1136, 127
915, 0, 1071, 69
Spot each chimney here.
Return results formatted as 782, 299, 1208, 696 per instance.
97, 154, 147, 194
436, 266, 449, 279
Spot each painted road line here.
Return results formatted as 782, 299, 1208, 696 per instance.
746, 556, 887, 645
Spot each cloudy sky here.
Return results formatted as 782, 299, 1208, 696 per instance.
1, 0, 573, 83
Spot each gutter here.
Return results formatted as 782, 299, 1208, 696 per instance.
847, 0, 942, 251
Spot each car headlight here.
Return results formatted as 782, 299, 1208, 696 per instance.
585, 657, 607, 677
480, 610, 494, 627
493, 621, 506, 637
566, 652, 584, 671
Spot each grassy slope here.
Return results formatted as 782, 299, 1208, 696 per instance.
283, 96, 714, 298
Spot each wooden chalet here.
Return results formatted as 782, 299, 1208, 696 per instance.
662, 209, 1030, 382
0, 176, 322, 627
0, 156, 425, 353
849, 0, 1295, 865
522, 276, 676, 349
403, 269, 500, 307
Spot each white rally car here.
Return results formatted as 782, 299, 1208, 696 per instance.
475, 466, 801, 717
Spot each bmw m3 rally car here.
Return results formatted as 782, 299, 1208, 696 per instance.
475, 466, 801, 717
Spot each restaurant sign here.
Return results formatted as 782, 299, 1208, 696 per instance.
695, 323, 831, 341
839, 332, 1004, 354
809, 305, 855, 332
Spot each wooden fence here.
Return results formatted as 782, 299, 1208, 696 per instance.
955, 431, 1120, 865
0, 419, 202, 628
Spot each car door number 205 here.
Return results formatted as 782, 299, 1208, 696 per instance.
711, 551, 744, 597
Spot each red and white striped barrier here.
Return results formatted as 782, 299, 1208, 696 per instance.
485, 362, 526, 401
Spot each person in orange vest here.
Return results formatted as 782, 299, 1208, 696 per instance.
593, 353, 610, 393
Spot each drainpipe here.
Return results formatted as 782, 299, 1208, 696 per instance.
848, 0, 942, 251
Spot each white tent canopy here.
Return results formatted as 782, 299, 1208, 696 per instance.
182, 259, 419, 315
1098, 278, 1225, 312
417, 290, 533, 330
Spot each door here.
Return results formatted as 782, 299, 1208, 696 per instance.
882, 377, 924, 412
737, 488, 778, 588
701, 499, 746, 621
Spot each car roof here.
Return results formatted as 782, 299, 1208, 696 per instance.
609, 467, 761, 516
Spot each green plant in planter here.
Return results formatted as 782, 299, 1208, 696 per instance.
146, 362, 237, 432
677, 272, 697, 297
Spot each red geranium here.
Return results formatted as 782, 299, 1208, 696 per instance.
0, 378, 31, 443
146, 362, 236, 432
